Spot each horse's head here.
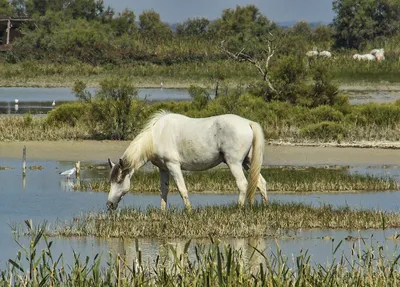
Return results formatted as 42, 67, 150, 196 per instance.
107, 158, 134, 210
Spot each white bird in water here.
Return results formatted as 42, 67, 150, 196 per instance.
52, 100, 56, 107
59, 167, 76, 179
160, 82, 164, 89
14, 99, 18, 104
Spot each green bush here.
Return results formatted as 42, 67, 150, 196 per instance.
300, 121, 347, 141
46, 102, 89, 127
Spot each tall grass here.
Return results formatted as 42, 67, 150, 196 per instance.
3, 221, 400, 286
56, 203, 400, 238
76, 167, 398, 194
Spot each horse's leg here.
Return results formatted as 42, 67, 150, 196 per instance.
166, 162, 192, 210
227, 162, 248, 206
160, 169, 170, 211
243, 162, 268, 205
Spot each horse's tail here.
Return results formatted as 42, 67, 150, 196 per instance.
246, 122, 265, 206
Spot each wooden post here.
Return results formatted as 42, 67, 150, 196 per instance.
75, 161, 80, 177
75, 161, 81, 188
22, 145, 26, 175
6, 19, 11, 45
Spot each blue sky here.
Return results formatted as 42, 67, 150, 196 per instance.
103, 0, 335, 24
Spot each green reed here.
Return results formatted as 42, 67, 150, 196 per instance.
76, 166, 398, 194
4, 221, 400, 286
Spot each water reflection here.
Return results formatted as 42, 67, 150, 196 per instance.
60, 178, 74, 191
76, 229, 400, 270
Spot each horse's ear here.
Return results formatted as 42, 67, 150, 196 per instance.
108, 158, 115, 168
119, 158, 124, 169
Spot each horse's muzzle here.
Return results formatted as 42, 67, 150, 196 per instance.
107, 201, 117, 210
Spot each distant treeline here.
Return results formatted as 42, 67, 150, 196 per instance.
0, 0, 398, 65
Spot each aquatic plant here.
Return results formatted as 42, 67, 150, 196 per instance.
3, 221, 400, 286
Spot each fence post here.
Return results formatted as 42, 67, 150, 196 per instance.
22, 145, 26, 176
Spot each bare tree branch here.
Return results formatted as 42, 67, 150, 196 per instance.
220, 39, 277, 93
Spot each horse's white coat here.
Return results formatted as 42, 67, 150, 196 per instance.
371, 48, 385, 61
306, 50, 319, 57
353, 53, 376, 61
319, 51, 332, 57
107, 111, 267, 210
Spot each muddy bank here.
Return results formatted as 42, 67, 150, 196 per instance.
1, 141, 400, 166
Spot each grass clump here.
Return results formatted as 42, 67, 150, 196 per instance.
56, 202, 400, 239
75, 167, 398, 194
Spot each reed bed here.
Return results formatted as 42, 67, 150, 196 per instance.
56, 202, 400, 238
0, 115, 89, 141
4, 222, 400, 286
0, 61, 257, 88
76, 167, 398, 194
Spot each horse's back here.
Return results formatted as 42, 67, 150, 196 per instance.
151, 113, 255, 170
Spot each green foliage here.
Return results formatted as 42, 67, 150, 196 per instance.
46, 102, 89, 127
333, 0, 400, 49
349, 103, 400, 127
139, 9, 172, 41
176, 17, 210, 37
0, 0, 12, 16
188, 85, 211, 110
91, 77, 141, 139
22, 113, 33, 127
211, 5, 278, 55
309, 62, 339, 107
110, 8, 137, 37
301, 121, 347, 141
72, 80, 92, 102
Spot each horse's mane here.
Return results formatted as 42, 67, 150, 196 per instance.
121, 110, 170, 170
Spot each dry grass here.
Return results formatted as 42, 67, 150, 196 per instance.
56, 202, 399, 239
75, 167, 398, 194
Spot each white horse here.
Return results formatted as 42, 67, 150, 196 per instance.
370, 48, 385, 61
353, 53, 376, 61
107, 111, 267, 211
306, 50, 319, 57
319, 51, 332, 58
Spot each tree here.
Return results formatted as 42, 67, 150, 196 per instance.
176, 17, 210, 37
210, 5, 277, 56
289, 21, 312, 41
139, 9, 171, 41
0, 0, 12, 16
111, 8, 137, 36
333, 0, 400, 49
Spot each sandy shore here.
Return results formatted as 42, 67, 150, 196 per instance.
1, 140, 400, 166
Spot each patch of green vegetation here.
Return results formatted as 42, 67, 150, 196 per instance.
5, 221, 400, 286
0, 166, 12, 170
75, 167, 398, 194
57, 202, 399, 238
28, 165, 43, 170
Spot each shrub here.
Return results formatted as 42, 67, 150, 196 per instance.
300, 121, 347, 141
46, 102, 89, 127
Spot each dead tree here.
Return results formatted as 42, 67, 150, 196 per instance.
220, 38, 277, 93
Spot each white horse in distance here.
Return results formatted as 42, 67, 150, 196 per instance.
306, 46, 332, 58
107, 111, 267, 211
318, 51, 332, 58
353, 53, 376, 61
370, 48, 385, 61
306, 50, 319, 57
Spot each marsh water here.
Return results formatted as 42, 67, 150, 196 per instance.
0, 87, 399, 115
1, 157, 400, 268
0, 87, 192, 114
